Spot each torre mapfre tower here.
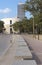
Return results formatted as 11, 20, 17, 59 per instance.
17, 2, 25, 20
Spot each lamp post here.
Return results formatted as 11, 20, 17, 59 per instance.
35, 24, 40, 40
37, 24, 40, 40
32, 16, 34, 38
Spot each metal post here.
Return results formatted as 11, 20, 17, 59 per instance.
33, 17, 34, 38
38, 34, 39, 40
38, 26, 39, 40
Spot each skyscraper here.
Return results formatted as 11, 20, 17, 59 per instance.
17, 3, 25, 20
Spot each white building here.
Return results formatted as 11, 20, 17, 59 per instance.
1, 17, 21, 34
1, 2, 25, 34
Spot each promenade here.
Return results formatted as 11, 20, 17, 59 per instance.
0, 34, 12, 56
22, 33, 42, 65
0, 34, 37, 65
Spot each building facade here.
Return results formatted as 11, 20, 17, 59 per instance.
1, 17, 20, 34
17, 3, 25, 20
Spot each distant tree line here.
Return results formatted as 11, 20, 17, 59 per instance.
13, 15, 42, 34
13, 18, 33, 33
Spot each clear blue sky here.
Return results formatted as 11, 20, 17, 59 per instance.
0, 0, 32, 19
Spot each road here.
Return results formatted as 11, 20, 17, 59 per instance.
0, 34, 13, 56
0, 34, 16, 65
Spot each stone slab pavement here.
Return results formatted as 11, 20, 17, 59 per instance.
14, 35, 32, 59
21, 34, 42, 65
0, 34, 19, 65
0, 34, 37, 65
12, 60, 37, 65
0, 34, 11, 56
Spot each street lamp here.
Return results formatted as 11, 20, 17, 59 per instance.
35, 24, 40, 40
37, 24, 40, 40
32, 16, 35, 38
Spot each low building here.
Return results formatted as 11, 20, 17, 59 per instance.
1, 2, 25, 34
1, 17, 21, 34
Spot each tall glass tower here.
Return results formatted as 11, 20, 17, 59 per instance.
17, 3, 25, 20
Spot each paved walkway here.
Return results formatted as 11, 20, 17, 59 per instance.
21, 33, 42, 65
0, 34, 11, 56
0, 35, 17, 65
0, 34, 37, 65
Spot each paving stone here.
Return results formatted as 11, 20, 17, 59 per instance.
16, 42, 27, 46
16, 46, 28, 50
12, 60, 37, 65
15, 46, 32, 59
15, 39, 25, 42
14, 35, 25, 42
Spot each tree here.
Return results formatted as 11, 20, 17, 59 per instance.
24, 0, 42, 34
22, 18, 29, 32
13, 22, 19, 31
25, 0, 42, 15
13, 18, 30, 33
0, 20, 4, 33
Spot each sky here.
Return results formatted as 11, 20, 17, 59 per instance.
0, 0, 32, 19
